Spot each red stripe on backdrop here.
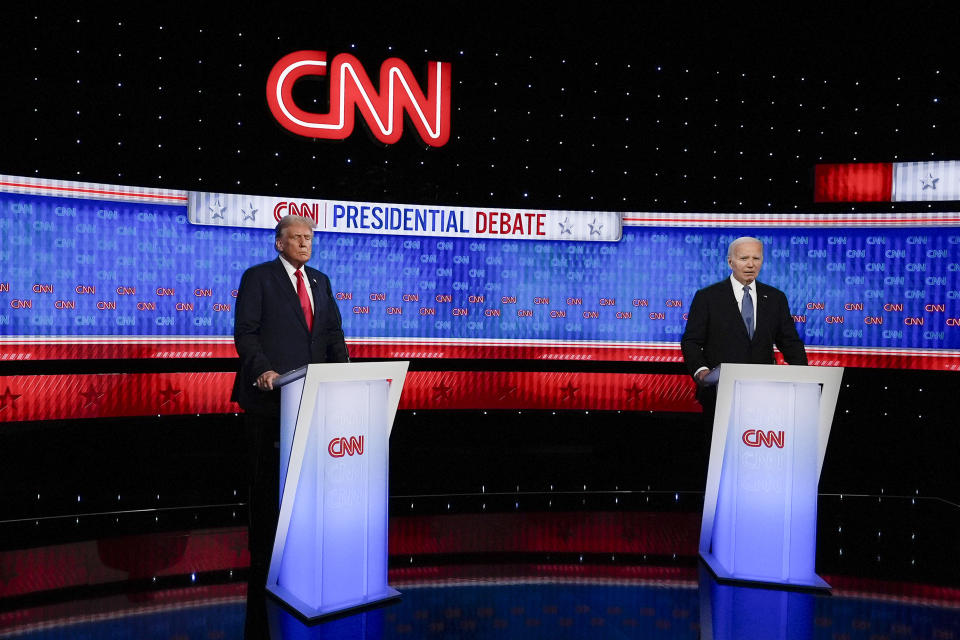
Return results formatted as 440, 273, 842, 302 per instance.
389, 512, 700, 556
0, 180, 188, 202
401, 371, 699, 411
2, 352, 959, 421
348, 341, 684, 362
0, 371, 701, 422
352, 343, 960, 370
0, 372, 242, 422
1, 340, 959, 371
813, 162, 893, 202
0, 339, 685, 362
0, 340, 240, 360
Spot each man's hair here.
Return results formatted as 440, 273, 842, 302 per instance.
727, 236, 763, 259
275, 215, 316, 241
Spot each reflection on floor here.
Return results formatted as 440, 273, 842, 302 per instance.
4, 567, 959, 639
1, 493, 958, 639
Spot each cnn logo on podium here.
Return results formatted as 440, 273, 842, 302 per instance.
328, 436, 365, 458
741, 429, 785, 448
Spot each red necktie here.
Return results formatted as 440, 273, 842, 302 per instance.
295, 269, 313, 332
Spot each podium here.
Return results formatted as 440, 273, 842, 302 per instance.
699, 363, 843, 590
265, 361, 408, 621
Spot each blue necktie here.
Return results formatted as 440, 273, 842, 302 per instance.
742, 286, 754, 339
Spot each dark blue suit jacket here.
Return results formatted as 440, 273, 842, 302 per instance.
680, 278, 807, 387
231, 258, 349, 413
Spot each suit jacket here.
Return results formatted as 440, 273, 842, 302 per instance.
231, 258, 349, 413
680, 278, 807, 385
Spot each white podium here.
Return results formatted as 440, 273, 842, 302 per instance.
699, 363, 843, 590
266, 361, 408, 620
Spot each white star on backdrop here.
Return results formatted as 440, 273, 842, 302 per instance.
920, 173, 939, 190
241, 202, 258, 221
209, 198, 226, 219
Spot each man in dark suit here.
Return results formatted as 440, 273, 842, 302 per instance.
232, 215, 349, 570
681, 237, 807, 432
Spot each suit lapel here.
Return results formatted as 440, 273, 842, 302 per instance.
753, 282, 772, 340
272, 258, 311, 333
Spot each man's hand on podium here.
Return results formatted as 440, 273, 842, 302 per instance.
695, 366, 721, 387
256, 370, 280, 391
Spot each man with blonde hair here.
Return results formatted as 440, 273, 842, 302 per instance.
232, 214, 349, 574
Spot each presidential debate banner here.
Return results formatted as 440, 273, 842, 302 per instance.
1, 174, 959, 368
1, 174, 959, 420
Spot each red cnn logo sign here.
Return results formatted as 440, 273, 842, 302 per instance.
266, 50, 452, 147
272, 201, 320, 224
328, 436, 365, 458
742, 429, 785, 448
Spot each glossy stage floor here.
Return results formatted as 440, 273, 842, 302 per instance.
1, 491, 958, 639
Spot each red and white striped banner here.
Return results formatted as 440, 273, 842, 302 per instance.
815, 161, 960, 203
0, 174, 188, 205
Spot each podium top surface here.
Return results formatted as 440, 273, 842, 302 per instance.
275, 361, 410, 388
717, 363, 843, 386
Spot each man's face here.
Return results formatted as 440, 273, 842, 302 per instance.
728, 241, 763, 285
275, 221, 314, 268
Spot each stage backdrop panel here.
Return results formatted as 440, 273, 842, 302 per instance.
1, 176, 957, 368
0, 175, 958, 416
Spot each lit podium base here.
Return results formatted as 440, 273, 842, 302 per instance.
266, 361, 408, 621
699, 363, 843, 591
698, 563, 815, 640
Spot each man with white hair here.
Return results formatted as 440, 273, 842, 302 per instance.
681, 236, 807, 429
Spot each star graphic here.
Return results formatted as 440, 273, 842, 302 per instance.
588, 218, 603, 236
0, 560, 20, 588
558, 525, 577, 542
625, 382, 644, 403
227, 535, 248, 555
558, 217, 573, 235
158, 382, 182, 407
209, 198, 227, 219
496, 384, 517, 401
79, 386, 105, 409
622, 523, 642, 544
0, 386, 21, 412
920, 173, 939, 190
433, 381, 452, 401
241, 201, 258, 222
560, 381, 579, 401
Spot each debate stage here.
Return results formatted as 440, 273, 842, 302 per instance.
1, 489, 958, 638
2, 405, 959, 638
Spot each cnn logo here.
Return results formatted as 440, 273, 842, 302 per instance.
267, 50, 451, 147
741, 429, 785, 448
328, 436, 365, 458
